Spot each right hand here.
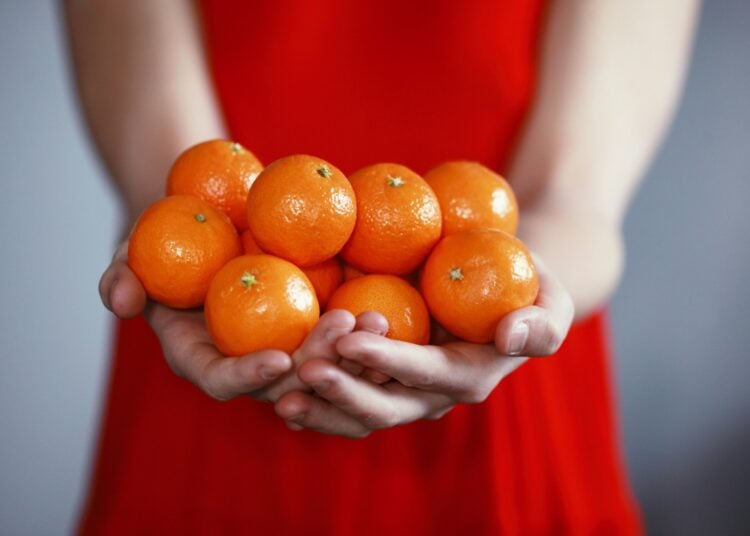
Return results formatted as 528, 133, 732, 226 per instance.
99, 240, 371, 402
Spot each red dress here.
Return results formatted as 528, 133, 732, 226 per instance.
80, 1, 642, 534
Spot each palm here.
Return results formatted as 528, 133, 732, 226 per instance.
147, 302, 386, 403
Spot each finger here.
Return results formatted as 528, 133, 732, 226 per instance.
109, 267, 148, 319
295, 309, 357, 361
98, 265, 115, 311
336, 331, 475, 395
147, 305, 293, 401
332, 311, 390, 379
360, 368, 391, 384
336, 332, 525, 403
98, 244, 125, 310
297, 359, 450, 428
199, 348, 293, 401
167, 343, 291, 399
275, 391, 370, 438
494, 254, 575, 357
353, 311, 392, 383
262, 309, 356, 401
354, 311, 389, 336
338, 358, 364, 376
285, 421, 304, 432
99, 241, 146, 319
381, 381, 455, 420
173, 341, 292, 402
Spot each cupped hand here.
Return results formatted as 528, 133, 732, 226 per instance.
98, 241, 389, 402
274, 255, 574, 438
99, 240, 294, 400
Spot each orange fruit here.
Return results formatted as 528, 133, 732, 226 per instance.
128, 195, 241, 309
420, 229, 538, 343
327, 275, 430, 344
343, 262, 419, 287
246, 155, 356, 267
424, 161, 518, 236
341, 163, 441, 275
205, 255, 320, 356
240, 230, 264, 255
342, 263, 365, 281
166, 139, 263, 231
302, 257, 343, 308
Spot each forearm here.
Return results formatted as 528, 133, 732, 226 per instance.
510, 0, 699, 318
63, 0, 226, 222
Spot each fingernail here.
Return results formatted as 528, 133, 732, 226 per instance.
289, 414, 305, 424
325, 328, 348, 343
508, 322, 529, 356
106, 278, 118, 310
260, 367, 282, 381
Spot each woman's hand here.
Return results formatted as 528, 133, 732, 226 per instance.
99, 241, 390, 402
100, 241, 359, 402
99, 241, 294, 400
273, 256, 574, 438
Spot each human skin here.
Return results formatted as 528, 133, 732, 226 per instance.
65, 0, 699, 436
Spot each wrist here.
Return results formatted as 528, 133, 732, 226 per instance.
519, 206, 624, 321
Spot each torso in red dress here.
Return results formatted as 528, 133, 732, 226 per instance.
80, 1, 641, 533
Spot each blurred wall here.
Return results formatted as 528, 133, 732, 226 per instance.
0, 2, 119, 534
610, 1, 750, 534
0, 1, 748, 535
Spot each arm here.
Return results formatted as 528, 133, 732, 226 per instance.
512, 0, 700, 319
64, 0, 225, 220
278, 0, 699, 437
66, 0, 302, 400
69, 0, 402, 402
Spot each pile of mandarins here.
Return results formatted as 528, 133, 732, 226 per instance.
128, 140, 539, 356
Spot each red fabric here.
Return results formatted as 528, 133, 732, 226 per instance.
80, 1, 642, 533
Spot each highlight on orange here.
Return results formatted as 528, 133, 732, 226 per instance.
302, 257, 344, 309
128, 195, 241, 309
424, 160, 518, 236
205, 254, 320, 356
341, 163, 441, 275
328, 274, 430, 344
246, 155, 356, 267
420, 229, 538, 343
166, 139, 263, 231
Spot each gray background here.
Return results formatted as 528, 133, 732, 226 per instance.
1, 1, 748, 534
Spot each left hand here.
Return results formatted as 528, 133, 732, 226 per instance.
274, 255, 574, 438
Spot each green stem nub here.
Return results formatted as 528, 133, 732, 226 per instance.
316, 165, 332, 178
387, 176, 405, 187
449, 267, 464, 281
195, 213, 207, 223
241, 272, 257, 288
231, 142, 243, 154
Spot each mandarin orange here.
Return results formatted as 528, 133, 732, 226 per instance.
128, 195, 241, 309
343, 262, 419, 287
240, 230, 264, 255
341, 163, 441, 275
166, 140, 263, 231
420, 229, 538, 343
342, 263, 365, 281
327, 275, 430, 344
302, 257, 344, 308
246, 155, 356, 267
424, 161, 518, 236
205, 255, 320, 356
